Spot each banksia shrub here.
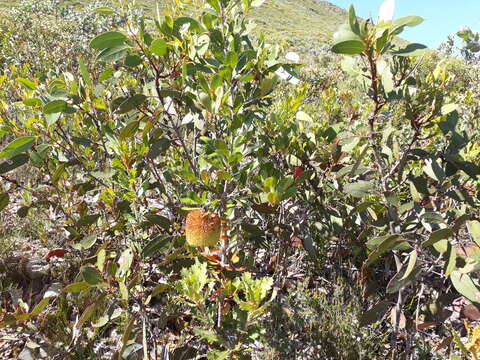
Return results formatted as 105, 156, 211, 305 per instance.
185, 210, 221, 247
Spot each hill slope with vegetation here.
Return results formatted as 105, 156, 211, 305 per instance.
0, 0, 348, 46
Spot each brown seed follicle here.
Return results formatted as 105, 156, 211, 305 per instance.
185, 210, 221, 247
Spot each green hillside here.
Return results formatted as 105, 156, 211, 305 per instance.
253, 0, 346, 44
1, 0, 348, 47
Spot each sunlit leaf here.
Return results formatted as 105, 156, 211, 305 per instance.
90, 31, 126, 49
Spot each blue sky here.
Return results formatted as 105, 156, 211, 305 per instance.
328, 0, 480, 49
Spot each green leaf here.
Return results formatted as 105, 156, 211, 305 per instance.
99, 67, 114, 81
441, 103, 458, 115
365, 235, 404, 267
90, 31, 126, 49
76, 214, 101, 227
433, 240, 449, 254
348, 5, 360, 35
468, 221, 480, 248
16, 77, 37, 90
52, 163, 67, 185
193, 328, 223, 344
453, 214, 473, 233
174, 17, 203, 33
0, 136, 35, 158
333, 24, 362, 42
77, 235, 98, 250
119, 121, 140, 140
386, 265, 422, 294
116, 249, 134, 279
63, 281, 91, 293
422, 228, 453, 248
78, 59, 92, 87
97, 45, 129, 63
124, 54, 142, 67
296, 111, 313, 122
17, 206, 30, 218
393, 16, 424, 28
400, 250, 417, 280
376, 29, 390, 53
423, 158, 445, 182
116, 94, 147, 114
76, 302, 97, 329
445, 243, 457, 277
151, 283, 169, 297
359, 300, 391, 326
0, 193, 9, 212
43, 100, 67, 114
302, 233, 317, 260
30, 297, 52, 316
331, 40, 366, 55
94, 7, 115, 15
142, 236, 169, 259
451, 271, 480, 305
195, 34, 210, 56
0, 154, 29, 175
81, 266, 103, 285
150, 39, 168, 56
22, 98, 42, 107
344, 180, 374, 198
147, 138, 170, 159
145, 214, 172, 230
392, 43, 428, 57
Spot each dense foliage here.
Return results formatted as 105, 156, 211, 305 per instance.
1, 0, 480, 359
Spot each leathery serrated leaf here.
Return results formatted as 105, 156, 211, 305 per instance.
400, 250, 417, 280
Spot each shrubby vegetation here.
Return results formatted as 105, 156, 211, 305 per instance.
1, 0, 480, 359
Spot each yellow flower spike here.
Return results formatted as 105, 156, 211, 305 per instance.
185, 210, 221, 247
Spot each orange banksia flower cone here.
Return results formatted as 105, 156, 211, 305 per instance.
185, 210, 221, 247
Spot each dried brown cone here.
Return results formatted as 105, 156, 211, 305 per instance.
185, 210, 221, 247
